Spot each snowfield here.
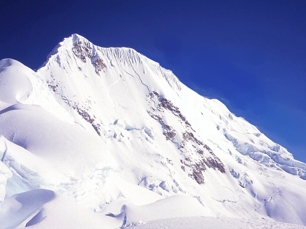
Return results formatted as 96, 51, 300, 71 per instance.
123, 217, 306, 229
0, 34, 306, 228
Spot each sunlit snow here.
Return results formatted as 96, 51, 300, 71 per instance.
0, 34, 306, 228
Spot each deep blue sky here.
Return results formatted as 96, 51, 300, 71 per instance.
0, 0, 306, 162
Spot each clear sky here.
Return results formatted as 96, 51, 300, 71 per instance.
0, 0, 305, 162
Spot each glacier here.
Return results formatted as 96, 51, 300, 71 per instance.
0, 34, 306, 228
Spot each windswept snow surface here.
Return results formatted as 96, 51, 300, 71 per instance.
0, 189, 122, 229
123, 217, 306, 229
0, 189, 55, 229
0, 34, 306, 228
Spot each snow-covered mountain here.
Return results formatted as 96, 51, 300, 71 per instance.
0, 34, 306, 228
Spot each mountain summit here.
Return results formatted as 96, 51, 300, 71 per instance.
0, 34, 306, 228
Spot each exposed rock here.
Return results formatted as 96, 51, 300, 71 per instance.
147, 91, 225, 184
72, 40, 106, 74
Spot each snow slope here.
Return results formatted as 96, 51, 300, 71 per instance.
0, 34, 306, 228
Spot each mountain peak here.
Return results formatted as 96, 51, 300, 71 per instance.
42, 33, 89, 66
40, 34, 182, 94
1, 34, 306, 227
70, 33, 87, 41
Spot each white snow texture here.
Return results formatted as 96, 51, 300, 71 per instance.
0, 34, 305, 229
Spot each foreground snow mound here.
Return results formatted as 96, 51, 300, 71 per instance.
0, 33, 306, 227
0, 103, 114, 174
124, 195, 209, 222
103, 195, 209, 226
0, 189, 123, 229
27, 191, 122, 229
0, 59, 32, 104
0, 189, 55, 229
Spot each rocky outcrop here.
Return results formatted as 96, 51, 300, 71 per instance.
72, 39, 106, 75
147, 91, 225, 184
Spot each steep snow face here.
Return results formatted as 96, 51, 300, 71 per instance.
37, 34, 182, 135
0, 33, 306, 227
